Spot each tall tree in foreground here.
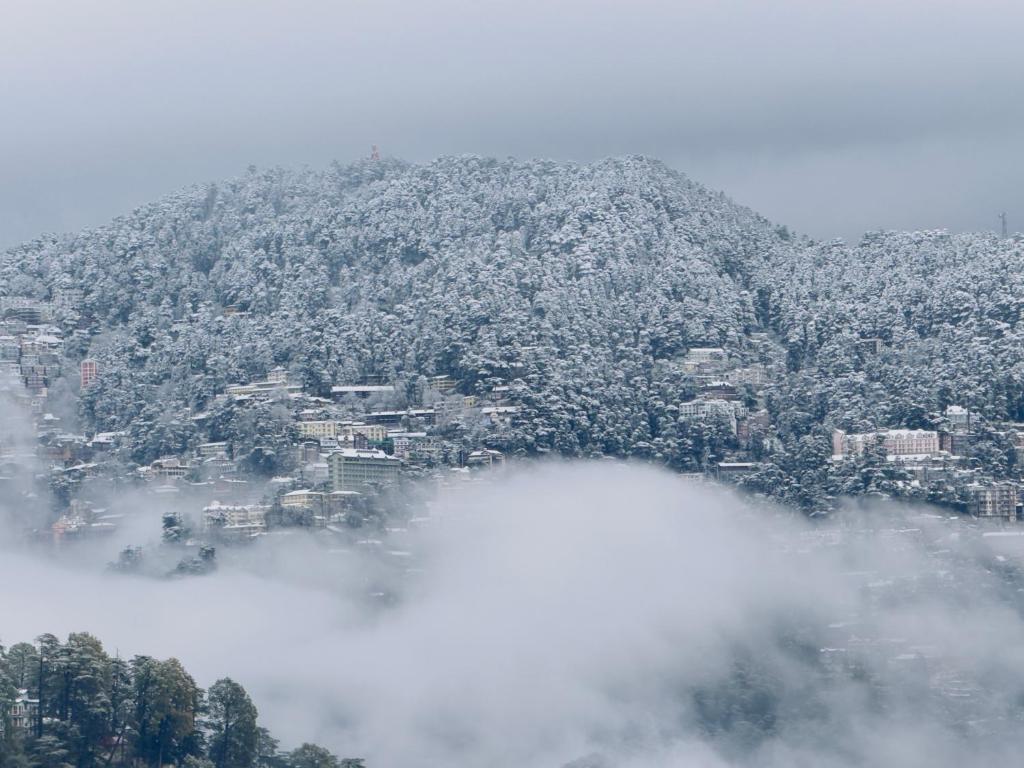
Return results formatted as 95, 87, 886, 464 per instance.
131, 656, 202, 767
206, 678, 259, 768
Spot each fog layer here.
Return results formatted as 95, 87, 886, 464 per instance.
5, 463, 1024, 766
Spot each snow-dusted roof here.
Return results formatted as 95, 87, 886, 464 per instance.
331, 447, 398, 460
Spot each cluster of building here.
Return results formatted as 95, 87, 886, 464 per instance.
0, 294, 96, 407
0, 327, 518, 548
832, 405, 1024, 521
671, 343, 1024, 523
16, 315, 1024, 551
119, 370, 509, 543
673, 343, 781, 481
675, 345, 776, 440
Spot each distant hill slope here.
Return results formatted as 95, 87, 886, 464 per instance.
0, 156, 794, 458
757, 229, 1024, 428
5, 154, 1024, 503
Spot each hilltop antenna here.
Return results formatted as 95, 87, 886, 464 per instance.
370, 144, 380, 161
999, 212, 1008, 238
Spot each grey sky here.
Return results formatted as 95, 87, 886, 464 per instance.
2, 0, 1022, 248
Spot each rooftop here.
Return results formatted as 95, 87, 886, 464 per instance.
331, 447, 399, 460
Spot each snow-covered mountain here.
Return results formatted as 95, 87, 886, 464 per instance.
0, 156, 792, 453
3, 155, 1023, 499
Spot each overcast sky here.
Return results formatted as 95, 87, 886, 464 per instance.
2, 0, 1022, 248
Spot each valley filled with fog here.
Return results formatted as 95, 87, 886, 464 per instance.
5, 463, 1024, 767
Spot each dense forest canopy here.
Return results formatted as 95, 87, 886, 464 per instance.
2, 154, 1023, 506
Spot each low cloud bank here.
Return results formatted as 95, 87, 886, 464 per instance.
4, 462, 1024, 767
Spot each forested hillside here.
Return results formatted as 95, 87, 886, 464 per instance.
3, 155, 1023, 510
761, 230, 1024, 427
751, 230, 1024, 508
0, 156, 792, 461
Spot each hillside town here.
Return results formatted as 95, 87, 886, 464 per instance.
2, 294, 519, 553
5, 287, 1024, 567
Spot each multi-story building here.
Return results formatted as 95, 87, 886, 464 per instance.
21, 334, 62, 356
328, 448, 401, 492
1, 318, 28, 336
939, 431, 973, 456
202, 501, 267, 537
677, 399, 742, 434
945, 405, 972, 431
727, 364, 768, 388
480, 406, 518, 428
0, 336, 20, 361
389, 432, 441, 461
716, 462, 758, 482
856, 337, 883, 355
967, 483, 1019, 520
148, 457, 190, 481
0, 298, 46, 325
280, 489, 327, 510
80, 359, 99, 388
197, 441, 229, 458
339, 423, 388, 443
10, 689, 39, 731
297, 420, 340, 440
832, 429, 940, 459
430, 375, 457, 393
466, 449, 504, 468
296, 440, 322, 464
280, 489, 328, 525
53, 287, 84, 309
700, 381, 740, 401
882, 429, 940, 456
364, 409, 437, 427
681, 347, 728, 374
266, 366, 289, 384
224, 372, 300, 399
330, 384, 395, 399
685, 347, 727, 363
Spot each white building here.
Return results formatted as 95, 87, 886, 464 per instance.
328, 448, 401, 492
389, 431, 441, 461
202, 501, 267, 537
945, 405, 972, 431
10, 689, 38, 731
147, 457, 190, 481
685, 347, 727, 363
280, 489, 327, 509
681, 347, 728, 373
197, 441, 229, 458
480, 406, 519, 428
466, 449, 504, 468
677, 399, 742, 434
967, 482, 1018, 520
